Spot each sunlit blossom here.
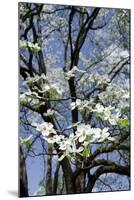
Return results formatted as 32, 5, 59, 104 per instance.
76, 123, 92, 143
36, 122, 56, 136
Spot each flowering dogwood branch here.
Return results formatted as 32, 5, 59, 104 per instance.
20, 73, 129, 162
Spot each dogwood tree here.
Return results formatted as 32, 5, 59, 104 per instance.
19, 3, 130, 197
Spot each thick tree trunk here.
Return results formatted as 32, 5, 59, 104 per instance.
19, 146, 29, 197
61, 157, 74, 194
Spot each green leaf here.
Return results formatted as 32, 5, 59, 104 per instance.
117, 117, 129, 128
20, 135, 33, 148
82, 148, 90, 157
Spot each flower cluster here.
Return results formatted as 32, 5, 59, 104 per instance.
93, 103, 120, 125
20, 91, 44, 107
20, 40, 41, 52
65, 66, 86, 80
71, 99, 90, 111
77, 73, 111, 93
75, 124, 114, 143
88, 73, 110, 86
20, 74, 63, 108
26, 75, 62, 97
20, 71, 129, 162
70, 100, 121, 126
43, 109, 55, 117
99, 85, 130, 114
36, 122, 56, 136
34, 122, 115, 161
41, 83, 63, 96
25, 74, 47, 86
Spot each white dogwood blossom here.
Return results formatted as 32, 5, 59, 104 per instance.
98, 84, 130, 112
36, 122, 56, 136
67, 141, 84, 154
93, 103, 120, 125
25, 74, 47, 86
65, 66, 86, 80
93, 128, 110, 142
96, 74, 110, 86
20, 40, 27, 48
43, 109, 55, 117
20, 40, 41, 52
71, 99, 81, 110
51, 83, 63, 95
86, 73, 110, 87
20, 72, 127, 162
58, 137, 84, 161
38, 83, 63, 96
45, 134, 64, 144
76, 123, 92, 142
33, 120, 116, 161
20, 92, 32, 104
20, 91, 45, 107
24, 74, 63, 100
71, 99, 90, 112
93, 103, 104, 113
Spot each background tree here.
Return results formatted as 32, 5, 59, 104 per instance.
19, 3, 130, 197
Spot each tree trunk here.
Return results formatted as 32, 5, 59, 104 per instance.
53, 163, 60, 194
19, 146, 29, 197
61, 157, 74, 194
46, 145, 53, 195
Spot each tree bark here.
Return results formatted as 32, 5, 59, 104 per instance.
46, 146, 53, 195
53, 163, 60, 194
19, 146, 29, 197
60, 157, 74, 194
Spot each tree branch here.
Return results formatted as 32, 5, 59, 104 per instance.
85, 164, 130, 192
